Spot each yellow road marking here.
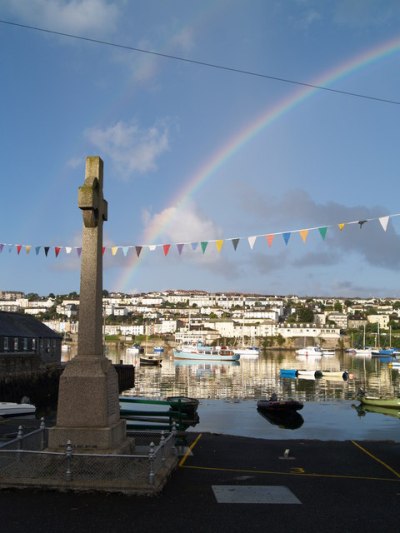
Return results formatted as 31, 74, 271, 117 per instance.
178, 433, 203, 467
180, 464, 399, 482
351, 440, 400, 479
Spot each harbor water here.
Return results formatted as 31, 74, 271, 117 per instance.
63, 348, 400, 442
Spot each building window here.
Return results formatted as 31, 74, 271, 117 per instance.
14, 337, 19, 351
4, 337, 9, 351
23, 338, 28, 351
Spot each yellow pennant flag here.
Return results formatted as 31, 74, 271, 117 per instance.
299, 229, 309, 243
216, 239, 224, 252
25, 245, 32, 254
338, 223, 345, 231
111, 246, 119, 256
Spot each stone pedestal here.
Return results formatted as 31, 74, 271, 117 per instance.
48, 356, 130, 452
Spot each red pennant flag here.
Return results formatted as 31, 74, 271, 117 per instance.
55, 247, 61, 257
102, 246, 106, 255
16, 245, 22, 254
163, 244, 171, 256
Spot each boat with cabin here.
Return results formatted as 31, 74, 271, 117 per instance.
0, 401, 36, 418
295, 346, 323, 356
173, 345, 240, 362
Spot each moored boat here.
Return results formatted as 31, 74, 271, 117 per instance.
173, 346, 240, 362
0, 401, 36, 418
233, 346, 259, 358
257, 394, 303, 412
295, 346, 322, 356
140, 353, 162, 366
153, 346, 164, 353
357, 390, 400, 409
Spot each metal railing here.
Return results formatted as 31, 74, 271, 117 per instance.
0, 420, 177, 488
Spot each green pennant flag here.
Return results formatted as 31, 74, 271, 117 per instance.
201, 241, 208, 254
318, 227, 328, 240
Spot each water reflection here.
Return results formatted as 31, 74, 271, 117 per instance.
257, 409, 304, 430
63, 347, 400, 402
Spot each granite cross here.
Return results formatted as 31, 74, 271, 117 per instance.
77, 156, 108, 357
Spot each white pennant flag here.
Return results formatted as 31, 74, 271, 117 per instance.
65, 247, 72, 254
122, 246, 129, 256
379, 216, 389, 231
248, 236, 257, 249
148, 245, 157, 251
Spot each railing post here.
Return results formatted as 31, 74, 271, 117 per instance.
65, 440, 73, 481
16, 425, 24, 462
40, 417, 46, 450
160, 431, 166, 464
148, 441, 155, 485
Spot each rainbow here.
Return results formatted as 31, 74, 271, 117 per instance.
117, 34, 400, 291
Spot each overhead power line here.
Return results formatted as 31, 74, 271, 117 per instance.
1, 18, 399, 105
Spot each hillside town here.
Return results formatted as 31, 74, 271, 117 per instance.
1, 290, 399, 350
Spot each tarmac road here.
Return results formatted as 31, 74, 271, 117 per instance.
1, 431, 400, 533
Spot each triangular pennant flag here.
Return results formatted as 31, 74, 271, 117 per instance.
231, 238, 240, 250
122, 246, 129, 257
265, 234, 274, 247
163, 244, 171, 256
379, 216, 389, 231
201, 241, 208, 254
65, 247, 72, 254
216, 239, 224, 252
16, 245, 22, 255
318, 227, 327, 240
283, 232, 291, 245
111, 246, 119, 256
191, 242, 198, 251
76, 247, 82, 257
177, 243, 184, 255
25, 245, 31, 254
102, 246, 106, 255
299, 229, 309, 243
44, 247, 50, 256
35, 246, 41, 255
248, 236, 257, 249
0, 244, 3, 253
135, 246, 142, 257
148, 245, 157, 251
358, 220, 367, 228
338, 223, 345, 231
55, 247, 61, 257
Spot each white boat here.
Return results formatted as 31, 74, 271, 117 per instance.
173, 346, 240, 362
0, 402, 36, 418
233, 346, 259, 358
126, 344, 141, 354
295, 346, 323, 356
354, 348, 373, 357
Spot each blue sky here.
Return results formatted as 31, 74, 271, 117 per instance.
1, 0, 399, 298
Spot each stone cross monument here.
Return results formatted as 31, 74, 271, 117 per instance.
48, 156, 129, 452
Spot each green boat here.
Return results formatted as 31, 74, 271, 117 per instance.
358, 394, 400, 409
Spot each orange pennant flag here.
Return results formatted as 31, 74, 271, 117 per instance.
299, 229, 309, 243
265, 234, 274, 247
216, 240, 224, 252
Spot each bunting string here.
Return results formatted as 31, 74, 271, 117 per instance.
0, 213, 399, 259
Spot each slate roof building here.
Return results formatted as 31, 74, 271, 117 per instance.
0, 311, 62, 374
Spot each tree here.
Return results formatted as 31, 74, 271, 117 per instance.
297, 306, 314, 324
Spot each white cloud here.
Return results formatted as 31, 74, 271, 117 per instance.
85, 119, 170, 178
3, 0, 120, 34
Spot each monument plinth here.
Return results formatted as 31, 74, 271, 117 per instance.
48, 156, 130, 453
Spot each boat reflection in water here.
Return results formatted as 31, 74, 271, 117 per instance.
353, 403, 400, 420
257, 408, 304, 430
